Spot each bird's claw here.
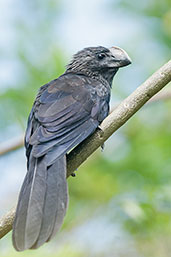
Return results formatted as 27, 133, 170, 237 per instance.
101, 143, 105, 152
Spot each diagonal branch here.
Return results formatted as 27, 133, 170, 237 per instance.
0, 87, 171, 157
0, 136, 24, 156
66, 60, 171, 176
0, 60, 171, 240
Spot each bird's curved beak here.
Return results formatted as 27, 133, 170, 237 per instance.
109, 46, 132, 68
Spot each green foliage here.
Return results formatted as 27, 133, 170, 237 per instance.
116, 0, 171, 47
0, 0, 171, 256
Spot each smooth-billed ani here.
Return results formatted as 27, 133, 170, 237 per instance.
12, 46, 131, 251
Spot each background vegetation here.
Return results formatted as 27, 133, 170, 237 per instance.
0, 0, 170, 256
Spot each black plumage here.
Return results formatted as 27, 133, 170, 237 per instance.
12, 46, 131, 251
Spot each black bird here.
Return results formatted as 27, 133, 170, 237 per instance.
12, 46, 131, 251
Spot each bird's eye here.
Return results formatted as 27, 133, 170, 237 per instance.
97, 53, 106, 60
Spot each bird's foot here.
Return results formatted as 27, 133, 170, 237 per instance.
71, 171, 76, 177
101, 143, 105, 152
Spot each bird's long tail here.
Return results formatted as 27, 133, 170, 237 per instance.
12, 154, 68, 251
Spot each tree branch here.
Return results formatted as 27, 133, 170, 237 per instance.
0, 136, 24, 156
0, 60, 171, 240
148, 86, 171, 103
0, 88, 171, 157
0, 208, 15, 239
66, 60, 171, 176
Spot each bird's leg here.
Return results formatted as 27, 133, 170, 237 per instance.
71, 168, 78, 177
97, 126, 105, 151
101, 143, 105, 152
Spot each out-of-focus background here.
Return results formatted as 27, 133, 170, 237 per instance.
0, 0, 171, 256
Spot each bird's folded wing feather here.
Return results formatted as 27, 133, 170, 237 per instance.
26, 74, 103, 166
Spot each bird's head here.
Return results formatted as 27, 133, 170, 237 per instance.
66, 46, 131, 85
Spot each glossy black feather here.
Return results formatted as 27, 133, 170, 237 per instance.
13, 156, 47, 250
13, 73, 110, 251
29, 74, 109, 160
31, 156, 68, 249
12, 45, 131, 251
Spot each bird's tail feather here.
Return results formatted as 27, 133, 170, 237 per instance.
12, 155, 68, 251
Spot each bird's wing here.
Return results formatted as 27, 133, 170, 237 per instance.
26, 73, 106, 166
13, 73, 110, 251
